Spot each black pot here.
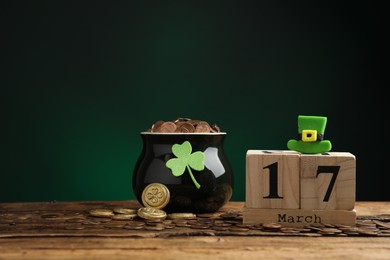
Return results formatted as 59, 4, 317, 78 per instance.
133, 132, 234, 213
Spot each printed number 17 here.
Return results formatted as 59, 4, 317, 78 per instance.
262, 163, 340, 202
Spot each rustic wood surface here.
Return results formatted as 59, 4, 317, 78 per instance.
0, 201, 389, 259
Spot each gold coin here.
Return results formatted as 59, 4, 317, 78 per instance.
111, 214, 138, 220
89, 209, 114, 218
159, 122, 177, 133
137, 207, 167, 221
174, 117, 191, 122
229, 227, 249, 232
145, 224, 165, 231
211, 123, 220, 133
179, 122, 195, 133
195, 121, 211, 133
168, 213, 197, 220
142, 183, 170, 209
262, 223, 282, 230
113, 208, 138, 214
187, 119, 200, 126
151, 120, 164, 132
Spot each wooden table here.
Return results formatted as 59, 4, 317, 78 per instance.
1, 201, 389, 259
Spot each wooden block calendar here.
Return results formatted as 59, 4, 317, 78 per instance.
243, 150, 356, 227
246, 150, 300, 209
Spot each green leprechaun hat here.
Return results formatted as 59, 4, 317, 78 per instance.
287, 115, 332, 154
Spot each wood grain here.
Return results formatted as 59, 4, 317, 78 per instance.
300, 152, 356, 210
0, 201, 389, 259
246, 150, 300, 209
1, 236, 390, 260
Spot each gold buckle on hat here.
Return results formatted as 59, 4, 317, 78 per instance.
302, 130, 317, 142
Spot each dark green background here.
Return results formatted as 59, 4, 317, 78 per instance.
1, 1, 387, 202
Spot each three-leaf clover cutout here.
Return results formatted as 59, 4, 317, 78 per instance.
165, 141, 205, 189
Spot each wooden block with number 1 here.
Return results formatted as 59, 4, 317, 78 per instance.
246, 150, 300, 209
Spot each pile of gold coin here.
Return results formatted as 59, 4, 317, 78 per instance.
137, 207, 167, 221
88, 183, 199, 223
84, 207, 390, 236
88, 207, 197, 223
89, 208, 138, 220
146, 118, 221, 133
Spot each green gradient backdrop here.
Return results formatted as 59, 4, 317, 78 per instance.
1, 1, 387, 202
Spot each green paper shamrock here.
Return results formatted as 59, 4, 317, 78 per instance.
166, 141, 205, 189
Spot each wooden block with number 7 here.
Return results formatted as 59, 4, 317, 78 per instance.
300, 152, 356, 210
246, 150, 300, 209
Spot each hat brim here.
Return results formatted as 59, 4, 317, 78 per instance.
287, 140, 332, 154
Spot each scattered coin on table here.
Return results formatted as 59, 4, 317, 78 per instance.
137, 207, 167, 221
89, 209, 114, 218
78, 207, 390, 236
168, 213, 197, 220
113, 208, 138, 214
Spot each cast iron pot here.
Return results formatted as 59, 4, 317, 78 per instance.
133, 132, 234, 213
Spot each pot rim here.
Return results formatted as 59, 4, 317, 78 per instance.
140, 132, 227, 135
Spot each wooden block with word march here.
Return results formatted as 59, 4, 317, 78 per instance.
246, 150, 300, 209
243, 207, 356, 226
300, 152, 356, 210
